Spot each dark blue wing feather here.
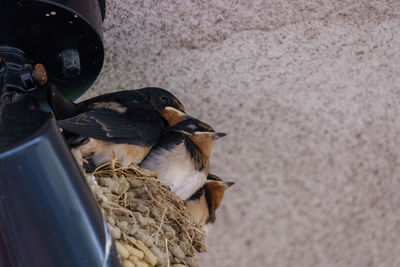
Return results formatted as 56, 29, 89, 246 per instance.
57, 107, 165, 146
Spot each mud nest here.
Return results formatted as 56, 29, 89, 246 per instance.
73, 150, 206, 267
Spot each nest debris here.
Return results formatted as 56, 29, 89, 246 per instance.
72, 150, 206, 267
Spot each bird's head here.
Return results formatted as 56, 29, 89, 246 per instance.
136, 87, 186, 122
185, 174, 234, 229
204, 174, 235, 221
171, 117, 226, 157
136, 87, 186, 126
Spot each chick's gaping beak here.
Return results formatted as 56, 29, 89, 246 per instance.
164, 106, 185, 115
163, 106, 190, 126
210, 132, 227, 139
224, 181, 235, 188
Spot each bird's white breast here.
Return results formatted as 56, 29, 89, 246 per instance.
141, 143, 206, 200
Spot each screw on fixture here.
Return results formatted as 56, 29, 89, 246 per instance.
33, 64, 47, 85
59, 49, 80, 77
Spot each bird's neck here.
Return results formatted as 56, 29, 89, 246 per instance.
184, 137, 209, 172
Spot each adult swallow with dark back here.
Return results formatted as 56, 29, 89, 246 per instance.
139, 117, 226, 200
47, 85, 188, 166
185, 174, 234, 232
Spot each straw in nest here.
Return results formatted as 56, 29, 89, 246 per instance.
72, 150, 206, 267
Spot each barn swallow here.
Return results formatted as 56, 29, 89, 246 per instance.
139, 117, 226, 200
185, 174, 234, 232
47, 85, 185, 121
47, 85, 188, 166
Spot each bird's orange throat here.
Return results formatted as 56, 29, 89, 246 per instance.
204, 182, 226, 211
189, 135, 216, 158
160, 109, 187, 126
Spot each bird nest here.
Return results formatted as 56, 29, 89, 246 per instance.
72, 150, 206, 267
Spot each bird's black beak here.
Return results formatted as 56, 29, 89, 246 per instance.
224, 181, 235, 188
211, 132, 227, 139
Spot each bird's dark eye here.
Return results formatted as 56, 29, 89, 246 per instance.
160, 96, 170, 105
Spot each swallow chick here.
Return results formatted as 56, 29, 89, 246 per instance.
185, 174, 234, 233
139, 117, 226, 200
48, 85, 188, 166
47, 85, 185, 120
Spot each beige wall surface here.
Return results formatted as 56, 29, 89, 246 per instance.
85, 1, 400, 266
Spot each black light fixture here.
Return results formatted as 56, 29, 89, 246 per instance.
0, 0, 105, 100
0, 1, 120, 266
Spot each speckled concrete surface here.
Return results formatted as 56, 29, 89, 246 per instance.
84, 1, 400, 266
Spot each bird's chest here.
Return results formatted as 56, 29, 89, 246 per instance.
151, 143, 207, 200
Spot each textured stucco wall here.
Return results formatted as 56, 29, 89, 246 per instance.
85, 1, 400, 266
